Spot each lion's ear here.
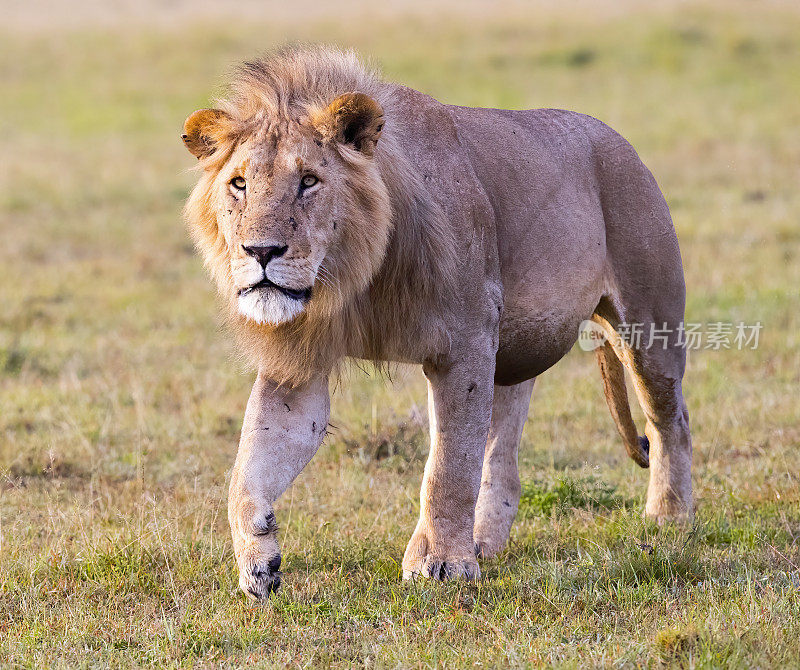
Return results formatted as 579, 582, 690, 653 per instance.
311, 93, 384, 157
182, 109, 231, 159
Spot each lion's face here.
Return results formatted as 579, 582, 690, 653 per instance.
183, 93, 388, 327
218, 128, 344, 325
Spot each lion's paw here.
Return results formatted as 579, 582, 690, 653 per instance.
474, 537, 503, 559
644, 492, 694, 527
473, 511, 514, 559
402, 527, 480, 581
644, 506, 694, 527
239, 552, 282, 599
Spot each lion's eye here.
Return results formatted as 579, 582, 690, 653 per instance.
300, 174, 319, 189
230, 176, 246, 192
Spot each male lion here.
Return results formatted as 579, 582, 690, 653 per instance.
182, 46, 693, 598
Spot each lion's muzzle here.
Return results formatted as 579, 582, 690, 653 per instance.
238, 277, 312, 303
234, 244, 315, 325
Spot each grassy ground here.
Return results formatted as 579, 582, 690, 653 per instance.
1, 1, 799, 667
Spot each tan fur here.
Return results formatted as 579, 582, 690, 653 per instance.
310, 92, 385, 156
182, 46, 693, 597
182, 108, 233, 158
183, 48, 457, 386
473, 380, 535, 558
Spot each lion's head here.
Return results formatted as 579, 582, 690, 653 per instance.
183, 47, 457, 384
182, 50, 391, 328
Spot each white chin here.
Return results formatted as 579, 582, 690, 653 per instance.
237, 289, 306, 325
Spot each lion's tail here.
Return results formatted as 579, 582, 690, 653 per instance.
594, 340, 650, 468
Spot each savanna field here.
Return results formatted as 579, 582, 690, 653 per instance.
1, 1, 799, 667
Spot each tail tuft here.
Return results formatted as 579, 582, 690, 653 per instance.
632, 435, 650, 468
629, 436, 650, 469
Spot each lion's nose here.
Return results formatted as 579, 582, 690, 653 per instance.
242, 244, 288, 269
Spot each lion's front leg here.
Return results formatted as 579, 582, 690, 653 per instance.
402, 337, 496, 581
473, 379, 534, 558
228, 372, 329, 599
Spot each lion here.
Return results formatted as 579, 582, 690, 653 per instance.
182, 46, 693, 598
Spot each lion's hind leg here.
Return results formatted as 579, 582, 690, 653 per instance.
473, 379, 535, 558
627, 339, 693, 523
594, 137, 693, 523
594, 300, 693, 524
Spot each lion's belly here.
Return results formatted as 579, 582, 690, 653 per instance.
494, 304, 587, 385
493, 246, 606, 386
491, 217, 608, 385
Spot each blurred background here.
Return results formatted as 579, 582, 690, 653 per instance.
1, 0, 799, 666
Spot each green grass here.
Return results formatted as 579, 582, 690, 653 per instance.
1, 1, 799, 667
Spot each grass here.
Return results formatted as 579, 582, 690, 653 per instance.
1, 0, 799, 666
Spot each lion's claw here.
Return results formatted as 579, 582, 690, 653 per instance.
403, 555, 480, 581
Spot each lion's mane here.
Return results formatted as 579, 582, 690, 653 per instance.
183, 46, 458, 384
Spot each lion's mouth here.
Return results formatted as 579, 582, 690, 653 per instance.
238, 278, 312, 302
